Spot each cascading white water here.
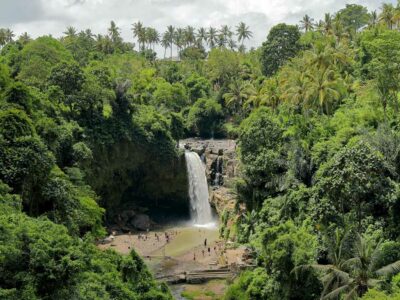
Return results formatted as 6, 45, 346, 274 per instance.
185, 151, 214, 226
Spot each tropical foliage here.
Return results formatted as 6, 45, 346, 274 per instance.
2, 1, 400, 299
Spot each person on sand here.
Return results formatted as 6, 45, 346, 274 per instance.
204, 238, 207, 247
208, 247, 211, 255
202, 249, 205, 257
193, 253, 196, 261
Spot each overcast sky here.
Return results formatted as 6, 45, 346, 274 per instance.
0, 0, 395, 54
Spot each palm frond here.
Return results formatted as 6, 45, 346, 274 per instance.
292, 264, 334, 277
376, 260, 400, 276
343, 257, 362, 269
343, 286, 358, 300
367, 278, 382, 287
322, 284, 350, 299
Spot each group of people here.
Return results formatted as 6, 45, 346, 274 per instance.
135, 230, 179, 247
192, 238, 223, 262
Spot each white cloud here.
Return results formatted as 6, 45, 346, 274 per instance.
0, 0, 395, 55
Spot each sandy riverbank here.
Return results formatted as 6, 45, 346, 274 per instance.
98, 225, 245, 271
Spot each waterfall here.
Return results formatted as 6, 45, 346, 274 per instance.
213, 156, 223, 186
185, 151, 214, 226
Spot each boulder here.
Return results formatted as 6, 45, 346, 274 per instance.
120, 209, 136, 222
130, 214, 151, 231
102, 234, 115, 244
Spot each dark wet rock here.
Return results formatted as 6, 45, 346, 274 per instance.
120, 210, 136, 222
121, 226, 132, 233
131, 214, 151, 231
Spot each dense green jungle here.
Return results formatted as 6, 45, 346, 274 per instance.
2, 2, 400, 299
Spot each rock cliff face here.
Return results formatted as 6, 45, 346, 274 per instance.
87, 139, 189, 228
180, 138, 238, 215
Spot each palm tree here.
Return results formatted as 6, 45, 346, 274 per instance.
108, 21, 122, 48
294, 228, 351, 298
392, 5, 400, 29
245, 78, 280, 111
369, 10, 379, 28
150, 28, 159, 50
166, 25, 175, 59
4, 28, 14, 44
84, 29, 94, 39
240, 210, 258, 241
174, 28, 185, 57
315, 20, 325, 33
236, 22, 253, 48
132, 21, 145, 50
207, 27, 217, 48
153, 29, 160, 50
297, 233, 400, 299
95, 34, 103, 52
281, 69, 310, 109
228, 39, 237, 51
143, 27, 150, 49
238, 44, 246, 53
161, 32, 170, 59
217, 33, 226, 48
63, 26, 77, 38
308, 43, 334, 71
18, 32, 31, 45
300, 14, 314, 32
219, 25, 232, 47
333, 14, 345, 41
145, 27, 159, 50
196, 27, 207, 48
0, 29, 6, 48
308, 42, 353, 73
102, 35, 114, 54
323, 13, 333, 35
184, 26, 196, 47
306, 67, 342, 115
261, 78, 280, 111
223, 80, 255, 113
380, 3, 395, 29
